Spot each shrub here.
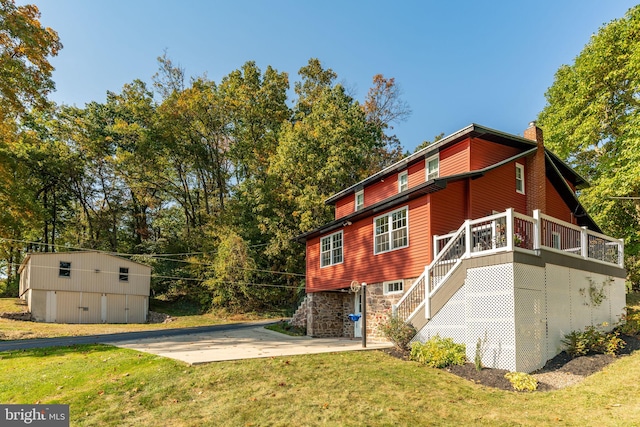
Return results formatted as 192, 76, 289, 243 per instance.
410, 335, 466, 368
562, 325, 626, 357
618, 312, 640, 336
379, 313, 416, 351
504, 372, 538, 392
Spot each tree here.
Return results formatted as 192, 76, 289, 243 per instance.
537, 5, 640, 288
362, 74, 411, 170
0, 0, 61, 119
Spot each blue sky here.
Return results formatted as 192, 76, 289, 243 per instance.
30, 0, 638, 152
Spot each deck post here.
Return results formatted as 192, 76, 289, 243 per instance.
505, 208, 514, 251
581, 227, 589, 260
532, 210, 541, 250
465, 220, 472, 256
425, 266, 431, 319
619, 239, 625, 268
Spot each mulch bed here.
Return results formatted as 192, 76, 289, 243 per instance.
382, 333, 640, 392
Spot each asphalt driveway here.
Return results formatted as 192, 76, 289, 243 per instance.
0, 321, 391, 364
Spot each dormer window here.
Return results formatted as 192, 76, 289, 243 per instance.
355, 190, 364, 211
515, 163, 525, 194
426, 154, 439, 181
398, 171, 408, 192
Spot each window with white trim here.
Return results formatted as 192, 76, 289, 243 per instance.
398, 171, 408, 192
59, 261, 71, 277
515, 163, 525, 194
355, 190, 364, 211
320, 231, 343, 267
374, 206, 408, 254
384, 280, 404, 295
426, 154, 439, 180
551, 231, 561, 249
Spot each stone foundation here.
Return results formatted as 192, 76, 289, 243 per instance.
304, 278, 416, 341
306, 291, 350, 337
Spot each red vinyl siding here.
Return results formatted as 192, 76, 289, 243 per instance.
545, 178, 575, 224
428, 181, 468, 258
470, 138, 522, 170
306, 197, 431, 292
469, 162, 527, 218
335, 197, 353, 220
440, 138, 470, 176
333, 157, 428, 220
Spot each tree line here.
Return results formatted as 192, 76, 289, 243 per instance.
0, 1, 411, 310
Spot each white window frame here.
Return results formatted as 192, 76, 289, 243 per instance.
398, 171, 408, 193
355, 190, 364, 212
383, 280, 404, 295
426, 154, 439, 181
515, 163, 525, 195
551, 231, 561, 250
374, 206, 409, 255
320, 231, 344, 268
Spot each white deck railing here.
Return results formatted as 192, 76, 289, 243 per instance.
394, 208, 624, 323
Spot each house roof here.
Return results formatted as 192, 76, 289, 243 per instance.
297, 124, 599, 241
324, 123, 588, 205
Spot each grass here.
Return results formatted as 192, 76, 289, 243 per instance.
264, 320, 306, 336
0, 294, 639, 425
0, 298, 286, 341
0, 345, 639, 426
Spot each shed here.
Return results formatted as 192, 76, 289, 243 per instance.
18, 251, 151, 324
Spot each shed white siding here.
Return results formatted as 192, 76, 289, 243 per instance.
18, 252, 151, 324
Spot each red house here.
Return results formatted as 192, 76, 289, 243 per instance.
294, 123, 626, 372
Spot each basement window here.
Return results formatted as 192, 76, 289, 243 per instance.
384, 280, 404, 295
59, 261, 71, 277
119, 267, 129, 282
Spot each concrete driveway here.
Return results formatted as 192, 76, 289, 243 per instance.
106, 322, 391, 365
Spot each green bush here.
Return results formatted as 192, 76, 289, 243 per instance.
504, 372, 538, 392
410, 335, 466, 368
562, 325, 626, 357
379, 314, 416, 351
618, 312, 640, 336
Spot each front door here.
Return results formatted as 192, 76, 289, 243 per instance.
354, 293, 362, 338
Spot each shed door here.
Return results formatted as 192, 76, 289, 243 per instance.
45, 291, 56, 323
55, 291, 81, 323
106, 294, 127, 323
79, 292, 102, 324
126, 295, 147, 323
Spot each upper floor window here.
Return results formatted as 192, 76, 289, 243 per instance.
374, 206, 408, 254
119, 267, 129, 282
321, 231, 343, 267
426, 154, 439, 181
355, 190, 364, 211
515, 163, 525, 194
59, 261, 71, 277
398, 171, 408, 192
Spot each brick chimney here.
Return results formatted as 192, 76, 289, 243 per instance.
524, 121, 546, 215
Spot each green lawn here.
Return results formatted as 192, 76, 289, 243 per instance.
0, 298, 284, 340
0, 345, 639, 426
1, 294, 639, 425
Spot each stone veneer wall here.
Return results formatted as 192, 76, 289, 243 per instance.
303, 278, 417, 340
306, 291, 349, 337
364, 280, 414, 341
